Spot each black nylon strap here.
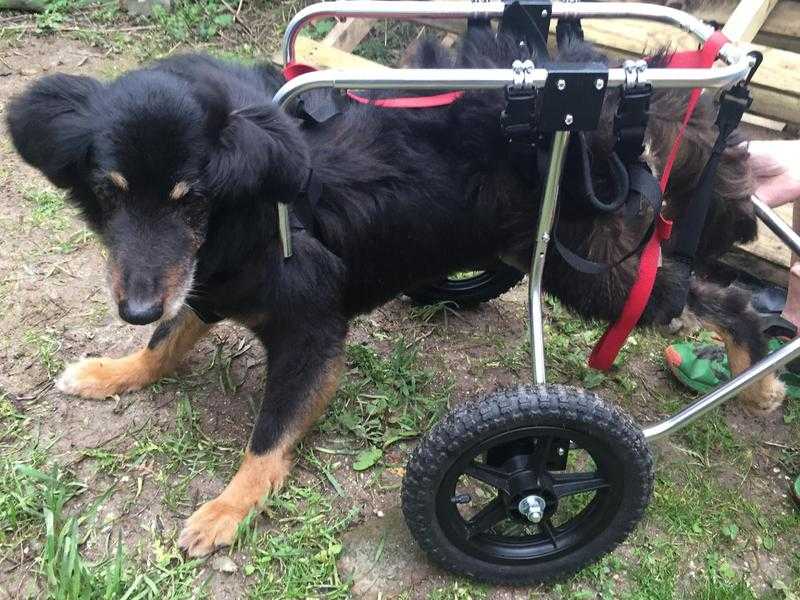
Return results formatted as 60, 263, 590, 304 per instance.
554, 163, 662, 275
499, 1, 552, 59
614, 83, 652, 164
289, 167, 323, 234
671, 83, 752, 263
556, 18, 584, 49
576, 132, 630, 213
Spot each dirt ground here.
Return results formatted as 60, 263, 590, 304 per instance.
0, 30, 798, 600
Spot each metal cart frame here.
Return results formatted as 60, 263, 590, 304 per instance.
273, 1, 800, 443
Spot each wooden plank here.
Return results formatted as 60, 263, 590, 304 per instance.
742, 112, 786, 132
694, 0, 800, 45
273, 36, 389, 70
718, 248, 788, 287
322, 18, 376, 53
573, 19, 800, 125
721, 0, 779, 43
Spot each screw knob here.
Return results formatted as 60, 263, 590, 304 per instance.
518, 495, 546, 523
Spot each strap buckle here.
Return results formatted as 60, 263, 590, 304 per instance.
501, 59, 538, 143
614, 64, 652, 163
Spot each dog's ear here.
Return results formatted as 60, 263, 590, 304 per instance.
6, 74, 101, 189
205, 103, 309, 202
192, 78, 231, 141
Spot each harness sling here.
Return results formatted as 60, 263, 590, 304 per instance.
588, 31, 732, 371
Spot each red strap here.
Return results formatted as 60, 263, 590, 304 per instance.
283, 61, 318, 80
346, 90, 464, 108
283, 61, 463, 108
588, 31, 729, 371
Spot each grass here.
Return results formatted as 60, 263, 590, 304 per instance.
24, 187, 69, 230
238, 484, 356, 599
320, 339, 452, 453
83, 392, 235, 510
23, 329, 63, 377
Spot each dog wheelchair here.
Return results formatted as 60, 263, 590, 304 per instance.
275, 2, 800, 584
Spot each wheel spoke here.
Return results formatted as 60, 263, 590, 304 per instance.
530, 435, 554, 475
464, 461, 512, 493
466, 497, 507, 537
551, 471, 609, 498
540, 517, 558, 548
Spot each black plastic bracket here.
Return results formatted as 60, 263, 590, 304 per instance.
499, 0, 552, 58
539, 63, 608, 132
501, 88, 538, 142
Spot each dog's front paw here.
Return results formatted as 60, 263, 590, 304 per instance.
56, 352, 153, 399
178, 498, 248, 557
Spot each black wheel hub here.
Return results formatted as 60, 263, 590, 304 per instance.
435, 426, 621, 565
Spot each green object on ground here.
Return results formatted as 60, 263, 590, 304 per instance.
664, 338, 800, 400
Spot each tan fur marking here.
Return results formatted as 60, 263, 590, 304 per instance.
170, 181, 190, 201
178, 445, 293, 556
108, 171, 128, 191
161, 265, 185, 307
179, 353, 345, 556
108, 261, 124, 304
715, 329, 785, 414
56, 310, 210, 399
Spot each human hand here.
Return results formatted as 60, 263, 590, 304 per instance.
747, 140, 800, 207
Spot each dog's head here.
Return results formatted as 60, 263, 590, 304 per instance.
7, 65, 307, 325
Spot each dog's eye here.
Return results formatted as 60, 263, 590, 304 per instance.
170, 181, 191, 201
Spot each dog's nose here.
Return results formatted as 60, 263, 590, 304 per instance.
118, 298, 164, 325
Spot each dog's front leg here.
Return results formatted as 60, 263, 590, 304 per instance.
56, 306, 212, 399
178, 320, 346, 557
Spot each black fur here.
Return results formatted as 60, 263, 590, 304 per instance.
7, 30, 764, 455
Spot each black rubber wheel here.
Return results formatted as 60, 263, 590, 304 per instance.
402, 385, 653, 585
405, 264, 524, 307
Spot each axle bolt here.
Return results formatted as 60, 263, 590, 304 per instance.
556, 79, 566, 91
557, 447, 565, 456
541, 8, 548, 17
564, 113, 574, 125
518, 495, 546, 523
595, 78, 605, 90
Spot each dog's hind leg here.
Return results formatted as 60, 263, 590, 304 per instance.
685, 279, 785, 415
178, 319, 346, 557
56, 306, 212, 399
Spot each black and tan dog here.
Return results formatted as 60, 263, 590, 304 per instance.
6, 30, 782, 556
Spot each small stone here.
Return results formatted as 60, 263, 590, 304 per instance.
376, 510, 384, 518
19, 69, 38, 77
211, 555, 238, 573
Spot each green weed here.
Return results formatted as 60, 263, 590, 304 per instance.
24, 187, 68, 230
320, 339, 451, 454
688, 553, 757, 600
242, 484, 355, 599
151, 0, 234, 43
23, 329, 63, 376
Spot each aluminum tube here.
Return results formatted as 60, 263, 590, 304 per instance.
643, 336, 800, 440
282, 1, 718, 64
752, 195, 800, 257
529, 131, 571, 384
273, 58, 753, 108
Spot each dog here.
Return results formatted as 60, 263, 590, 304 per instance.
6, 29, 782, 556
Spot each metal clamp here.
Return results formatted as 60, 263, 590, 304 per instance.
622, 59, 649, 90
